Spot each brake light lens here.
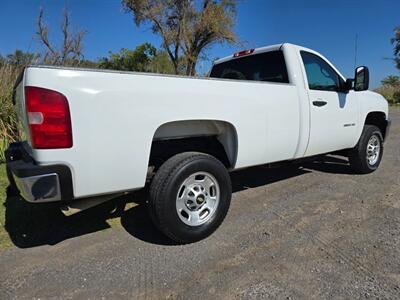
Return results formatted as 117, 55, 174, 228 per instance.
233, 49, 254, 57
25, 86, 72, 149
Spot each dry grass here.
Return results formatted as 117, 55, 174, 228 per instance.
375, 84, 400, 106
0, 64, 21, 162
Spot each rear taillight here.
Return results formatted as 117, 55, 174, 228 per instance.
25, 86, 72, 149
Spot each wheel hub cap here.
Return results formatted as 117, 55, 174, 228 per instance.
366, 135, 380, 166
176, 172, 220, 226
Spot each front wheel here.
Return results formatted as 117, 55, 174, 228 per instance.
148, 152, 232, 243
348, 125, 384, 174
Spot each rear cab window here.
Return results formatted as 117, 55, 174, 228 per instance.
210, 50, 289, 84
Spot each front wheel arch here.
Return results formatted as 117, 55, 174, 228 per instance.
362, 111, 388, 140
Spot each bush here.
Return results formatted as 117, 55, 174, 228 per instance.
0, 64, 21, 163
375, 84, 400, 106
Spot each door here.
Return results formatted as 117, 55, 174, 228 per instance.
301, 51, 359, 156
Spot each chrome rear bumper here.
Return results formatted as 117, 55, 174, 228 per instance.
6, 142, 74, 203
13, 172, 62, 203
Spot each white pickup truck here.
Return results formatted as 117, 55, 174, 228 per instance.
6, 43, 390, 243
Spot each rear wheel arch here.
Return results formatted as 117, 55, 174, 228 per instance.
148, 120, 238, 169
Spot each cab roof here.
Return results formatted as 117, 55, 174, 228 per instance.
212, 43, 346, 81
213, 43, 285, 65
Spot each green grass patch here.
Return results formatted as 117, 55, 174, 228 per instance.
0, 164, 12, 248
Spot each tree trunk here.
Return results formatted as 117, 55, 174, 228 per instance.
172, 60, 179, 75
185, 56, 197, 76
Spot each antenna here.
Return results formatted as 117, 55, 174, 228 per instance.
354, 34, 358, 69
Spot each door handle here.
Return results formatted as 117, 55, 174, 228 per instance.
312, 100, 327, 107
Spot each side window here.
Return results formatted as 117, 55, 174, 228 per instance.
300, 51, 341, 91
210, 51, 289, 83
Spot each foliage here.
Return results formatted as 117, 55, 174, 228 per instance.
375, 85, 400, 105
0, 64, 21, 162
36, 7, 86, 66
375, 75, 400, 105
99, 43, 157, 72
122, 0, 238, 75
381, 75, 400, 87
99, 43, 175, 74
5, 50, 40, 66
147, 50, 176, 74
0, 50, 40, 162
76, 59, 99, 68
391, 27, 400, 70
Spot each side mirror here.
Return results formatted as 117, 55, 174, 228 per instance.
354, 66, 369, 91
343, 78, 353, 92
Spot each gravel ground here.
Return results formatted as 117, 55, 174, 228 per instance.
0, 108, 399, 299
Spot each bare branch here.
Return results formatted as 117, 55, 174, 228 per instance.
36, 7, 86, 66
61, 7, 70, 63
36, 8, 59, 63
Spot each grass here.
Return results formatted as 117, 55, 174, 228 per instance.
0, 64, 20, 163
0, 164, 12, 248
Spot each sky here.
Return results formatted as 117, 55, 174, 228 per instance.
0, 0, 399, 88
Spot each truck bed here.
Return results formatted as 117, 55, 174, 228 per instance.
16, 65, 302, 198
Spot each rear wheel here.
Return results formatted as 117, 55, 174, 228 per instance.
148, 152, 231, 243
348, 125, 383, 174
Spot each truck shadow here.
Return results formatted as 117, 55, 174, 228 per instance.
3, 155, 352, 248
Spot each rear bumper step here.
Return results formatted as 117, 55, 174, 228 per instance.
6, 142, 74, 203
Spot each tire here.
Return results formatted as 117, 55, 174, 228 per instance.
148, 152, 232, 243
348, 125, 383, 174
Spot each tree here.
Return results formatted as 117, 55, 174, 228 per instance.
381, 75, 400, 87
36, 7, 86, 66
376, 75, 400, 105
147, 51, 176, 74
99, 43, 175, 74
122, 0, 237, 76
392, 26, 400, 70
99, 43, 157, 72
